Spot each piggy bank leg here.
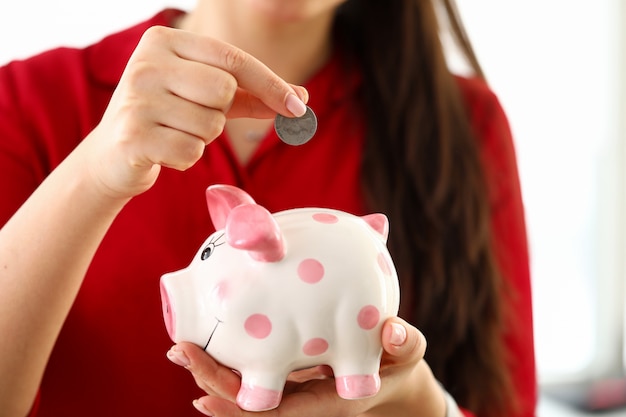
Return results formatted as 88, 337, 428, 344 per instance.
335, 373, 381, 399
237, 372, 287, 411
332, 355, 382, 400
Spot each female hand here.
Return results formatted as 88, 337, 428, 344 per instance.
0, 25, 310, 416
80, 25, 308, 201
167, 317, 447, 417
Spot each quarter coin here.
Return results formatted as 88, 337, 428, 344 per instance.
274, 106, 317, 146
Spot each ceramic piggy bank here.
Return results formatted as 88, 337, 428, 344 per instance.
160, 184, 400, 411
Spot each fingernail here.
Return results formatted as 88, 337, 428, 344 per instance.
166, 346, 190, 368
193, 399, 214, 416
285, 93, 307, 117
390, 323, 407, 346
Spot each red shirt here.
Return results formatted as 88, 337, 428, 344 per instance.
0, 9, 536, 417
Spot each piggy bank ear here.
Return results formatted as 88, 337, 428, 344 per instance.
206, 185, 256, 230
226, 204, 285, 262
361, 213, 389, 243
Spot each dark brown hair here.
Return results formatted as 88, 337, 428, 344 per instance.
334, 1, 514, 416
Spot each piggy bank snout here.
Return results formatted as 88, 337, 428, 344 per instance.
160, 270, 206, 345
159, 277, 176, 342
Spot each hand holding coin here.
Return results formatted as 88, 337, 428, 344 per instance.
274, 106, 317, 146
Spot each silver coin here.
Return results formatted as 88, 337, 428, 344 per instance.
274, 106, 317, 146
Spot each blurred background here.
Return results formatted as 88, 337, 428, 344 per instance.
452, 1, 626, 415
1, 1, 624, 415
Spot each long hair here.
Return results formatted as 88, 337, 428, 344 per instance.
333, 1, 514, 416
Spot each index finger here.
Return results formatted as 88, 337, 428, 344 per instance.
227, 85, 309, 119
149, 26, 308, 117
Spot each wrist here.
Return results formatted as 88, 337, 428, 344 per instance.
74, 130, 152, 203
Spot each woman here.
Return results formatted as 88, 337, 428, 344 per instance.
0, 0, 536, 416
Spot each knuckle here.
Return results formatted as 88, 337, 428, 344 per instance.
216, 74, 238, 103
125, 61, 159, 85
188, 142, 206, 163
141, 25, 171, 44
221, 45, 249, 73
265, 75, 285, 97
178, 141, 205, 170
204, 112, 226, 140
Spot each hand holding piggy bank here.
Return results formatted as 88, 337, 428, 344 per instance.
160, 184, 400, 411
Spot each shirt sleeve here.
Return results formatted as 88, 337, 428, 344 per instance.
0, 60, 47, 227
0, 50, 95, 416
0, 45, 99, 228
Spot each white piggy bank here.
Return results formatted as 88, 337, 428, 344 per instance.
160, 184, 400, 411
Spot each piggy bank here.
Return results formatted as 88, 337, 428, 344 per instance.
160, 184, 400, 411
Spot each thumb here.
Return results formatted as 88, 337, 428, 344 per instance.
381, 317, 427, 365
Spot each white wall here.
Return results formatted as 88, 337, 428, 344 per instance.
3, 0, 625, 388
454, 0, 626, 383
0, 1, 193, 65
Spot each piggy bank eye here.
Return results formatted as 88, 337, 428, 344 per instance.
201, 243, 215, 261
200, 233, 224, 261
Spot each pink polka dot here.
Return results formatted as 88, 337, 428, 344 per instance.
357, 305, 380, 330
312, 213, 338, 224
244, 314, 272, 339
377, 253, 392, 276
297, 259, 325, 284
302, 338, 329, 356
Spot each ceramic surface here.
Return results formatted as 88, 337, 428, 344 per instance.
160, 184, 400, 411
